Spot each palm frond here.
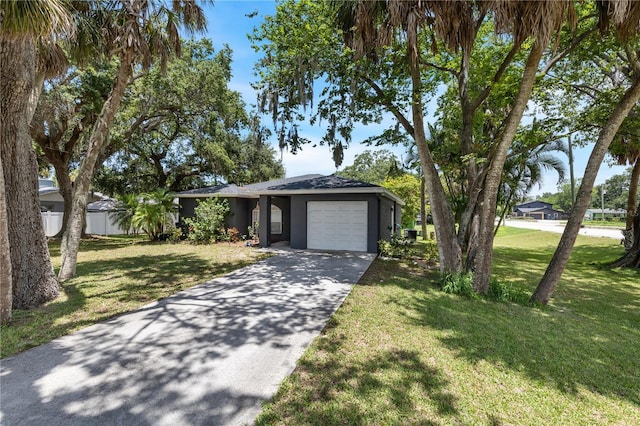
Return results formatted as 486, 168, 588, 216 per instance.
1, 0, 74, 39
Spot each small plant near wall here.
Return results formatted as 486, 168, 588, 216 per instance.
378, 234, 413, 258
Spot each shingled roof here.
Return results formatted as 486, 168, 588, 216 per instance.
176, 174, 403, 204
266, 174, 376, 190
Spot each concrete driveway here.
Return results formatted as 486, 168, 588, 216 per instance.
503, 219, 624, 240
0, 249, 375, 426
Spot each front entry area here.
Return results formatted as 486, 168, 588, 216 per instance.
306, 201, 368, 251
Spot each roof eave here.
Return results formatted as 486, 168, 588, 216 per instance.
176, 193, 256, 199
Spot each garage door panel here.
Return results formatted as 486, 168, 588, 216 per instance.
307, 201, 368, 251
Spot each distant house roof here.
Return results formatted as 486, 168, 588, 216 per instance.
515, 207, 550, 214
39, 187, 60, 196
585, 208, 626, 214
515, 200, 553, 209
176, 183, 246, 198
87, 199, 118, 212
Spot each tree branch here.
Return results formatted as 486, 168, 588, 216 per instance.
361, 75, 415, 138
422, 61, 458, 77
470, 42, 520, 112
541, 26, 597, 76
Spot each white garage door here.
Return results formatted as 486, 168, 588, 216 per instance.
307, 201, 368, 251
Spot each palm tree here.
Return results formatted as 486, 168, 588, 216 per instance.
132, 189, 177, 241
1, 0, 75, 314
496, 141, 568, 234
58, 0, 206, 280
110, 193, 141, 236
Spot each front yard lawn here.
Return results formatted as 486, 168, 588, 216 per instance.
256, 228, 640, 425
1, 236, 268, 358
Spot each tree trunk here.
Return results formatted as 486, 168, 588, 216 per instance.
420, 175, 427, 239
59, 57, 132, 280
0, 146, 12, 324
473, 41, 544, 293
625, 156, 639, 231
610, 200, 640, 268
0, 35, 59, 308
407, 25, 462, 273
532, 78, 640, 304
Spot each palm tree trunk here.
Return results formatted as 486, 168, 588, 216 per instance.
59, 56, 132, 280
0, 146, 12, 324
532, 78, 640, 304
473, 40, 544, 293
1, 35, 59, 308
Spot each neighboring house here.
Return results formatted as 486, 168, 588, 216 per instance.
177, 174, 404, 253
584, 208, 627, 221
513, 201, 565, 220
38, 179, 124, 236
38, 179, 65, 212
38, 179, 111, 212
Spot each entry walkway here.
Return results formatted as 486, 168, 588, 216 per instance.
0, 250, 375, 426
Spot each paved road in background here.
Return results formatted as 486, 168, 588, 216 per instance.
503, 219, 624, 240
1, 249, 375, 426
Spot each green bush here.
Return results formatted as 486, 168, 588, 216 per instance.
438, 272, 533, 306
438, 272, 475, 297
488, 278, 531, 305
184, 197, 230, 244
422, 240, 439, 261
378, 234, 413, 258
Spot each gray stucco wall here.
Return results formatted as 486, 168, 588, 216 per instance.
289, 193, 383, 253
178, 198, 198, 219
378, 196, 402, 243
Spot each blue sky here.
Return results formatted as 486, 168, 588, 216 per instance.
201, 0, 628, 197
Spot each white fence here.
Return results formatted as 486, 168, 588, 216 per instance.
41, 211, 127, 237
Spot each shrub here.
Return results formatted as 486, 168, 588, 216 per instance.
422, 240, 439, 261
438, 272, 533, 306
488, 278, 531, 305
184, 197, 230, 244
220, 227, 241, 243
378, 234, 413, 258
438, 272, 475, 297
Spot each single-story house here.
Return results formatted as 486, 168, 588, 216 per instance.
513, 200, 565, 220
584, 208, 627, 221
39, 179, 112, 212
177, 174, 404, 253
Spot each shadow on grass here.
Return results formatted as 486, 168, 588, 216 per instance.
47, 235, 148, 257
75, 253, 254, 303
376, 254, 640, 409
257, 330, 455, 425
492, 244, 640, 319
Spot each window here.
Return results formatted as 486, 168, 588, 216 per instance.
252, 204, 282, 235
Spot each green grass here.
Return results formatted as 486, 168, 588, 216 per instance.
581, 220, 626, 228
256, 228, 640, 425
1, 236, 268, 358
